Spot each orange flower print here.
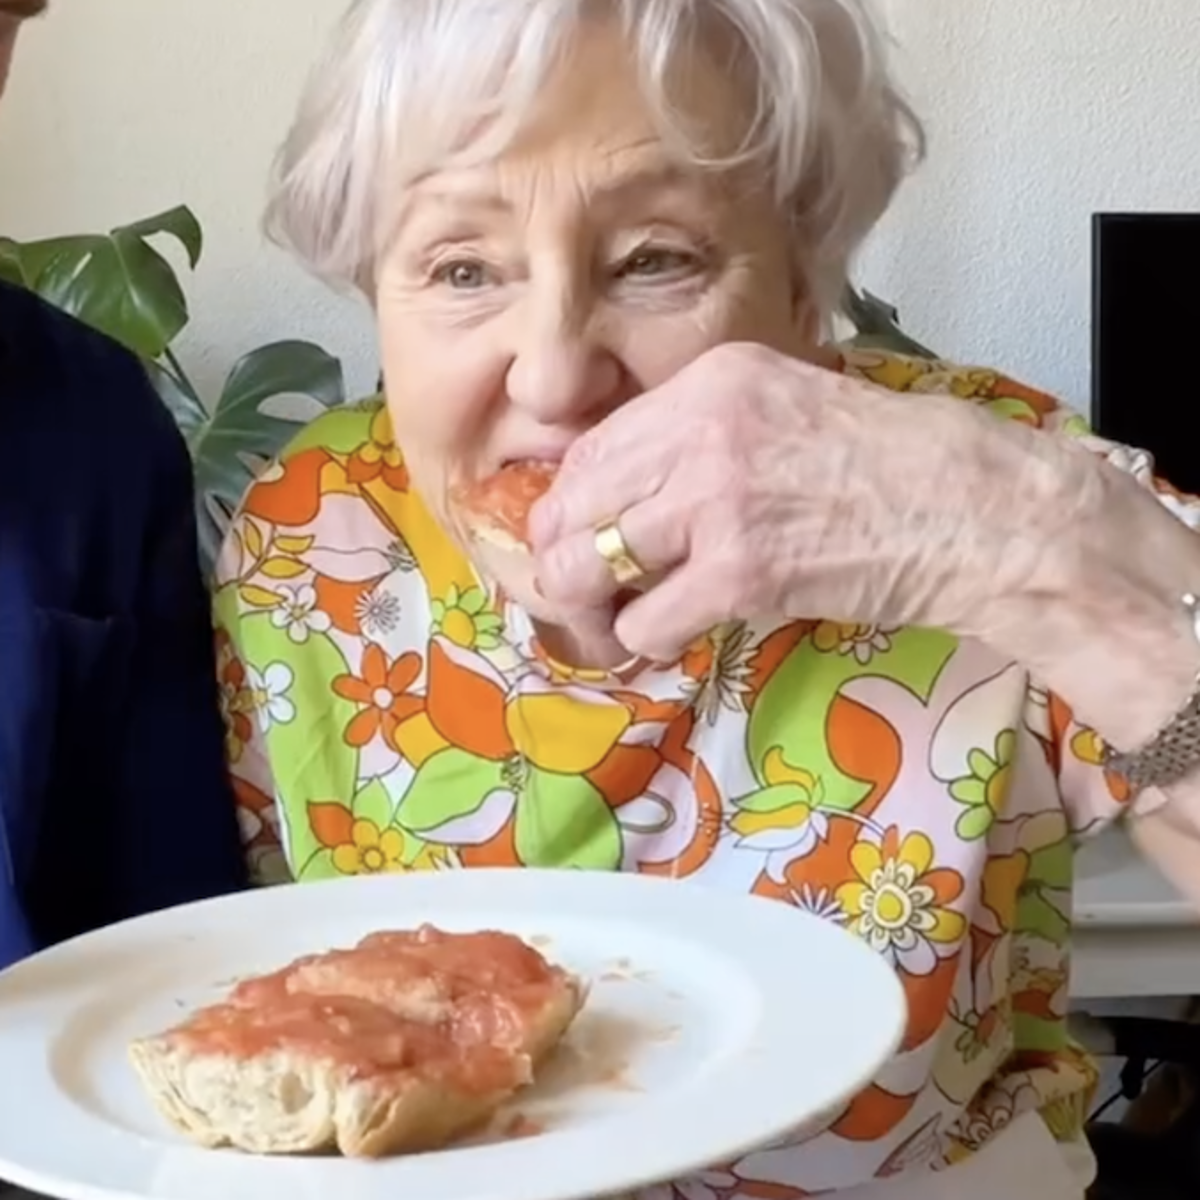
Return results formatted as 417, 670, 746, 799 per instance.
346, 408, 409, 491
811, 621, 896, 665
836, 827, 966, 974
332, 644, 423, 750
215, 629, 254, 763
426, 637, 631, 773
239, 447, 328, 527
308, 801, 448, 875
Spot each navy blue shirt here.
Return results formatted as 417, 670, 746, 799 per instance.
0, 282, 247, 969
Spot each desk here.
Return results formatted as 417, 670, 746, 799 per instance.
1074, 828, 1200, 1000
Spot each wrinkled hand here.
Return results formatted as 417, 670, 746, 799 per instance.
528, 342, 1080, 662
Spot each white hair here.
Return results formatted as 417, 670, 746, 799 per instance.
266, 0, 923, 316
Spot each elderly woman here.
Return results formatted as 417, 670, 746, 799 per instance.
215, 1, 1200, 1197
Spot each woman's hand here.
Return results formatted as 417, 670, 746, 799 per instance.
528, 342, 1078, 663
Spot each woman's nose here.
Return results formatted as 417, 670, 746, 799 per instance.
504, 311, 624, 424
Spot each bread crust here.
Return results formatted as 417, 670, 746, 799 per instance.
129, 927, 585, 1158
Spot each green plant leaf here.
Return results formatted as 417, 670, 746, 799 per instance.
145, 359, 206, 442
122, 205, 203, 269
841, 286, 938, 359
0, 239, 35, 287
8, 205, 203, 359
190, 340, 346, 573
397, 748, 508, 835
515, 769, 622, 870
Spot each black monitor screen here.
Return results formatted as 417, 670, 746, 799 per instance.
1092, 212, 1200, 495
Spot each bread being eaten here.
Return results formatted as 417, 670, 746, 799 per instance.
128, 925, 585, 1158
454, 460, 558, 553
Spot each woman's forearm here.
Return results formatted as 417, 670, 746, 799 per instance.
988, 448, 1200, 746
1012, 456, 1200, 897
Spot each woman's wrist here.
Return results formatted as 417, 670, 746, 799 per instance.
981, 453, 1200, 750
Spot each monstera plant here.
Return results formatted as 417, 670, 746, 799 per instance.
841, 287, 936, 359
0, 204, 347, 573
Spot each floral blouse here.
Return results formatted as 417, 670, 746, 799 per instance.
213, 347, 1200, 1196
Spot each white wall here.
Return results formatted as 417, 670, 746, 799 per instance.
0, 0, 380, 401
3, 0, 1200, 411
864, 0, 1200, 409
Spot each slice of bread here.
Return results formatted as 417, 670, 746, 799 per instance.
455, 461, 558, 552
129, 927, 585, 1158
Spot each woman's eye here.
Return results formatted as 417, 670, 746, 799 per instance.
432, 260, 490, 290
617, 248, 699, 280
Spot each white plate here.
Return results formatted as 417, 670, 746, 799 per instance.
0, 869, 905, 1200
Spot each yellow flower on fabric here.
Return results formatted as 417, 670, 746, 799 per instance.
948, 369, 998, 399
729, 747, 828, 882
426, 638, 633, 775
948, 729, 1015, 839
505, 687, 632, 774
811, 621, 895, 665
331, 818, 407, 875
849, 352, 931, 394
1069, 726, 1105, 765
837, 828, 966, 974
430, 584, 504, 651
347, 407, 409, 490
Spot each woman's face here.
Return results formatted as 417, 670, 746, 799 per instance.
376, 20, 809, 614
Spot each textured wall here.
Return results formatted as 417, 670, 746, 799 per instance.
862, 0, 1200, 409
0, 0, 380, 401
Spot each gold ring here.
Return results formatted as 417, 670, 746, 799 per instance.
594, 519, 646, 586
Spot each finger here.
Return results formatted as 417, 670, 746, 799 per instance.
528, 394, 683, 549
529, 442, 668, 551
613, 564, 730, 663
535, 493, 690, 609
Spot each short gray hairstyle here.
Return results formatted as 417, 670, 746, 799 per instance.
266, 0, 924, 316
